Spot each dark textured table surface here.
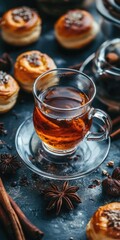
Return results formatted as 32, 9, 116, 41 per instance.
0, 1, 120, 240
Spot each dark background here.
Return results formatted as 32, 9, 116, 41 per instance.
0, 0, 120, 240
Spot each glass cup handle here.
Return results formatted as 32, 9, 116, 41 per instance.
86, 108, 112, 141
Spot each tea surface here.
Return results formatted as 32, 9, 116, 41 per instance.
40, 86, 88, 109
33, 86, 91, 150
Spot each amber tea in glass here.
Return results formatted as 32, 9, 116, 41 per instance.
33, 69, 112, 156
33, 86, 92, 151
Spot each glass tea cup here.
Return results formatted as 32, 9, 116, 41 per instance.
33, 68, 112, 157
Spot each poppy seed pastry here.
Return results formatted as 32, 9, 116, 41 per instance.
0, 6, 42, 46
86, 202, 120, 240
0, 71, 20, 113
54, 9, 99, 49
14, 50, 57, 92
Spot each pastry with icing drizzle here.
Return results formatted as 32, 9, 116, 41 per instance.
14, 50, 57, 92
0, 71, 19, 113
0, 6, 42, 46
54, 9, 99, 49
86, 202, 120, 240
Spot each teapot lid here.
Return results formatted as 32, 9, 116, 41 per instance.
96, 0, 120, 25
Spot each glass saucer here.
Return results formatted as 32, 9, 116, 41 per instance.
15, 116, 110, 180
80, 53, 120, 112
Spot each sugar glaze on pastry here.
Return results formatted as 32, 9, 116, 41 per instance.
14, 50, 57, 92
86, 202, 120, 240
0, 71, 20, 113
0, 6, 42, 46
54, 10, 99, 49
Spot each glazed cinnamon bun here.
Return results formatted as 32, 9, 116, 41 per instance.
0, 71, 20, 113
54, 9, 99, 49
0, 6, 42, 46
86, 202, 120, 240
14, 50, 57, 92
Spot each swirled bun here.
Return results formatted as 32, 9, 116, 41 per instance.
86, 202, 120, 240
0, 71, 20, 113
0, 6, 42, 46
54, 9, 99, 49
14, 50, 57, 92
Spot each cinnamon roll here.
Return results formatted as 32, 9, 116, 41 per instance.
0, 6, 42, 46
54, 9, 99, 49
0, 71, 20, 113
14, 50, 57, 92
86, 202, 120, 240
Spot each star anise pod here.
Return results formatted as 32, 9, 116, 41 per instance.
0, 154, 21, 176
0, 53, 13, 72
0, 122, 7, 135
44, 181, 81, 215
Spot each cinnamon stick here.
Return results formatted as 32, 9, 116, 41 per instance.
0, 178, 25, 240
110, 117, 120, 139
110, 128, 120, 138
0, 204, 14, 239
8, 195, 44, 240
112, 116, 120, 126
69, 62, 83, 70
